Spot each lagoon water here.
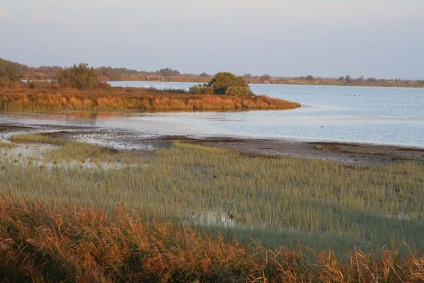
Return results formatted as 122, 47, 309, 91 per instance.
1, 81, 423, 148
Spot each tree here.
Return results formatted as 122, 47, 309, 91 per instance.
0, 58, 23, 81
345, 75, 352, 83
57, 63, 103, 90
96, 66, 120, 81
190, 72, 254, 96
259, 74, 271, 83
157, 68, 180, 77
208, 72, 251, 95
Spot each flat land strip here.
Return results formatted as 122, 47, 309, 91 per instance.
0, 83, 300, 112
187, 137, 424, 166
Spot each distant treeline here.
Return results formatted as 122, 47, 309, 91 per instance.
1, 57, 424, 87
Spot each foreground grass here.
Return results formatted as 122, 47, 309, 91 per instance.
2, 133, 424, 256
1, 196, 423, 282
0, 82, 300, 112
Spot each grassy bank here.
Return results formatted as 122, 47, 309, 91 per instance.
0, 82, 300, 112
2, 133, 424, 254
1, 133, 424, 281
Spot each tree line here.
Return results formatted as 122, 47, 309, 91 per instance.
1, 57, 423, 88
0, 58, 256, 94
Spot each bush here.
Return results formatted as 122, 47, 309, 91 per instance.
190, 84, 214, 95
0, 58, 23, 81
156, 68, 180, 77
57, 63, 104, 90
225, 85, 253, 96
259, 73, 271, 83
208, 72, 249, 94
190, 72, 254, 96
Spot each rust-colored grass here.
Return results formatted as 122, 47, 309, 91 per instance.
0, 196, 423, 282
0, 83, 300, 112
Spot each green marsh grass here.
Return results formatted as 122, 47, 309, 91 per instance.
1, 135, 424, 255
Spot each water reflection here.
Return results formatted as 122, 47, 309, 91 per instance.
0, 112, 134, 126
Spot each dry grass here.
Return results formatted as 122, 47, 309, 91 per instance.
0, 82, 300, 112
1, 196, 423, 282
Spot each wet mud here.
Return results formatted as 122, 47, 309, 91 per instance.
2, 124, 423, 166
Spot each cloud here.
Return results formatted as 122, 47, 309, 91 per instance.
31, 12, 80, 26
0, 8, 10, 17
32, 13, 52, 22
59, 16, 78, 25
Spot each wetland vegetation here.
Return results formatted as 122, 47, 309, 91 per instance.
0, 63, 300, 112
0, 132, 423, 281
1, 57, 423, 281
0, 81, 299, 112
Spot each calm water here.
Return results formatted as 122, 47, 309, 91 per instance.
1, 82, 423, 148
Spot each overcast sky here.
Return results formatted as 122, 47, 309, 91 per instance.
1, 0, 423, 79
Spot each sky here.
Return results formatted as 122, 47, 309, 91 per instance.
1, 0, 423, 79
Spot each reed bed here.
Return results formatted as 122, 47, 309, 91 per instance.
0, 83, 300, 112
2, 134, 424, 256
0, 196, 423, 282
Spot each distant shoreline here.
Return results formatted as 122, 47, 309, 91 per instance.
2, 57, 422, 88
110, 77, 424, 88
20, 75, 424, 89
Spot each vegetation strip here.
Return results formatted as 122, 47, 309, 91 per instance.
2, 134, 424, 254
1, 196, 423, 282
0, 82, 299, 112
2, 57, 424, 88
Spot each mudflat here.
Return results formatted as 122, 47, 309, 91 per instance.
165, 137, 424, 166
2, 124, 423, 165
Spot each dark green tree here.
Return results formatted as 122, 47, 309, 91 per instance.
208, 72, 252, 95
57, 63, 103, 90
191, 72, 253, 96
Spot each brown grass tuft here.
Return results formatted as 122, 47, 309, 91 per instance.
0, 196, 423, 282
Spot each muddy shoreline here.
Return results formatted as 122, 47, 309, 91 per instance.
1, 124, 423, 166
186, 137, 424, 165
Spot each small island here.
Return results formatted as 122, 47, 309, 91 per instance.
0, 60, 300, 112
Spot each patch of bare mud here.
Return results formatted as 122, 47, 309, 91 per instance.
182, 137, 424, 166
2, 125, 423, 166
